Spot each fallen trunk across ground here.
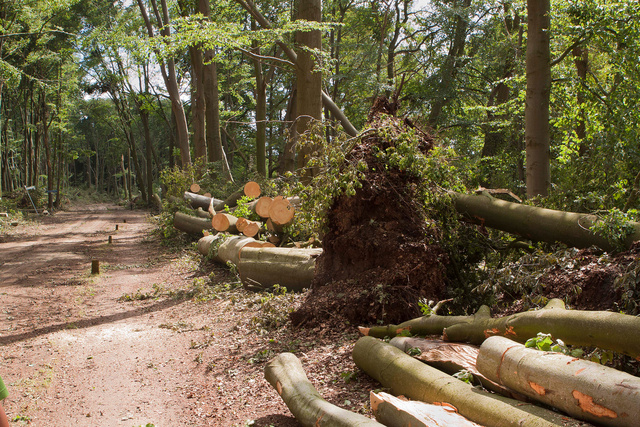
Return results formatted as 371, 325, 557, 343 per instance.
353, 336, 590, 427
173, 211, 213, 235
452, 191, 640, 251
477, 336, 640, 427
264, 352, 383, 426
237, 246, 322, 291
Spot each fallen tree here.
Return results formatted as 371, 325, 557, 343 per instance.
353, 336, 590, 427
370, 391, 481, 427
452, 192, 640, 251
388, 336, 517, 399
477, 336, 640, 427
264, 352, 383, 426
197, 234, 257, 265
359, 308, 483, 338
183, 191, 223, 211
173, 211, 214, 235
443, 298, 640, 358
237, 246, 321, 291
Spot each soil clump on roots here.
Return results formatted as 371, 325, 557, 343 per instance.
291, 99, 448, 327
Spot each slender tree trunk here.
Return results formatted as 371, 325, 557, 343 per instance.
525, 0, 551, 197
573, 45, 588, 155
189, 45, 207, 161
252, 22, 267, 177
294, 0, 323, 176
137, 0, 191, 167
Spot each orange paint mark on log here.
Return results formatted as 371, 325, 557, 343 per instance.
574, 368, 587, 375
276, 381, 283, 395
396, 327, 411, 335
433, 402, 458, 413
314, 412, 324, 426
529, 382, 547, 395
484, 328, 500, 338
572, 390, 617, 419
504, 326, 517, 336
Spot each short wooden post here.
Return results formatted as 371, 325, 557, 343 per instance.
123, 219, 127, 223
108, 235, 112, 244
115, 224, 119, 230
91, 259, 100, 275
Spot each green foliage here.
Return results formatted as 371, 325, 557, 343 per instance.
525, 333, 584, 358
453, 369, 474, 384
589, 208, 638, 251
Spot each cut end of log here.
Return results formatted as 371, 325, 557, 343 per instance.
269, 197, 295, 226
190, 183, 201, 193
244, 181, 261, 199
243, 221, 261, 237
212, 213, 231, 232
236, 217, 249, 233
358, 326, 370, 336
255, 196, 273, 218
204, 192, 212, 198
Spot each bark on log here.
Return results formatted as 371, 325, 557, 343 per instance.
370, 391, 481, 427
389, 336, 517, 399
197, 234, 257, 265
184, 191, 224, 211
194, 207, 211, 219
264, 352, 383, 427
478, 336, 640, 427
443, 298, 640, 358
352, 336, 590, 427
359, 306, 486, 338
452, 191, 640, 251
173, 211, 214, 235
212, 213, 239, 233
237, 246, 321, 291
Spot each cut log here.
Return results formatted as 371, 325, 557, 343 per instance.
359, 307, 484, 338
352, 336, 590, 427
389, 337, 521, 399
264, 352, 383, 427
255, 196, 273, 218
213, 183, 261, 212
212, 213, 239, 233
197, 234, 257, 265
268, 196, 295, 228
203, 192, 211, 198
243, 181, 261, 199
236, 217, 249, 233
452, 191, 640, 251
184, 191, 224, 211
190, 183, 200, 193
242, 220, 262, 237
237, 246, 322, 291
173, 211, 214, 235
477, 336, 640, 427
443, 298, 640, 358
370, 391, 481, 427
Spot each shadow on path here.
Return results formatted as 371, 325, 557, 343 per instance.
0, 296, 189, 345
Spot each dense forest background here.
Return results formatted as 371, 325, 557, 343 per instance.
1, 0, 639, 218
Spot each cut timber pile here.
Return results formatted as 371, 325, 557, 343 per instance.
264, 352, 384, 427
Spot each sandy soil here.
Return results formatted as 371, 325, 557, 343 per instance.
0, 204, 377, 427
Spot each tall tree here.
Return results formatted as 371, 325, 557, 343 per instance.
525, 0, 551, 197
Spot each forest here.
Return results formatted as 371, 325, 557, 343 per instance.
2, 0, 640, 425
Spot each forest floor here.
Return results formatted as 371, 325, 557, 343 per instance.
0, 203, 378, 427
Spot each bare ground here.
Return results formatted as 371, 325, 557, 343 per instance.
0, 204, 378, 427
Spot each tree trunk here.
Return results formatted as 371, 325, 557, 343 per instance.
359, 308, 480, 338
212, 212, 239, 233
183, 191, 224, 211
370, 391, 481, 427
173, 211, 213, 235
352, 336, 588, 427
137, 0, 191, 167
197, 234, 257, 266
477, 336, 640, 426
265, 352, 384, 427
525, 0, 551, 197
452, 191, 640, 251
443, 298, 640, 359
189, 44, 207, 161
237, 246, 321, 291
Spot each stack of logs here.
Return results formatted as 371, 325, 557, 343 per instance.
175, 181, 298, 245
173, 181, 319, 292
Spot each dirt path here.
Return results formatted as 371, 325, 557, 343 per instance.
0, 204, 374, 427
